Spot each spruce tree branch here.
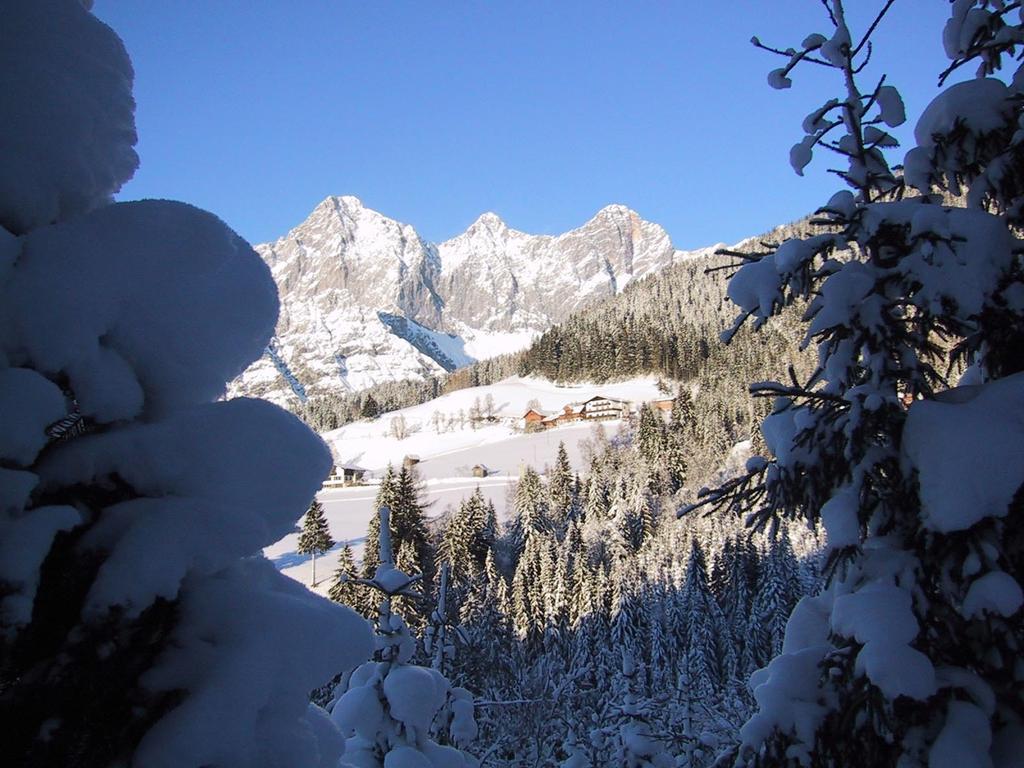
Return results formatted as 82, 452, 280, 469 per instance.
937, 3, 1024, 85
820, 0, 838, 27
852, 0, 896, 58
751, 37, 833, 67
852, 41, 873, 74
860, 74, 888, 115
749, 381, 847, 404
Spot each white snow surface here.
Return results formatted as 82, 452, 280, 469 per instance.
0, 0, 137, 235
962, 571, 1023, 619
268, 376, 662, 587
39, 399, 334, 617
0, 504, 80, 629
903, 372, 1024, 533
135, 558, 372, 768
2, 201, 278, 420
819, 485, 859, 550
324, 376, 661, 471
0, 367, 66, 465
0, 4, 375, 765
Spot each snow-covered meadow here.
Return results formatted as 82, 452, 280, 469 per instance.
266, 376, 666, 589
322, 375, 665, 470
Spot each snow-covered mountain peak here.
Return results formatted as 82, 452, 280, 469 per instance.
233, 198, 707, 404
469, 211, 507, 232
332, 193, 366, 210
574, 203, 651, 237
594, 202, 639, 219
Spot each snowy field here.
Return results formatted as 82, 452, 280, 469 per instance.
265, 477, 514, 593
322, 375, 664, 470
266, 376, 665, 591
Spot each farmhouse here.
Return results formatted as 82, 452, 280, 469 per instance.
523, 408, 547, 425
579, 395, 630, 421
561, 403, 586, 423
323, 462, 367, 488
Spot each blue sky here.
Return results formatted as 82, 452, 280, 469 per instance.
94, 2, 956, 250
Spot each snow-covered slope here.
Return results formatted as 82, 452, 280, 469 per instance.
231, 196, 719, 403
266, 375, 665, 590
322, 375, 664, 471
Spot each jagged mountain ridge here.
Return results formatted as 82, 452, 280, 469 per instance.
231, 195, 720, 403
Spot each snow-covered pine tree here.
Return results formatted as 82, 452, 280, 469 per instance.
454, 549, 514, 691
0, 3, 372, 765
331, 508, 478, 767
681, 539, 721, 703
510, 534, 538, 644
329, 543, 361, 607
647, 583, 675, 698
441, 487, 495, 590
362, 463, 434, 625
549, 441, 575, 532
363, 464, 398, 575
394, 464, 435, 586
663, 427, 688, 495
583, 458, 611, 525
439, 512, 469, 582
636, 402, 664, 469
748, 533, 800, 669
691, 2, 1024, 765
509, 464, 550, 562
297, 498, 335, 586
599, 651, 674, 768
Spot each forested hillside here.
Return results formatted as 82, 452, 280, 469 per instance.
318, 408, 823, 765
295, 217, 818, 482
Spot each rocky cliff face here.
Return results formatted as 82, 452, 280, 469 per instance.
230, 195, 716, 403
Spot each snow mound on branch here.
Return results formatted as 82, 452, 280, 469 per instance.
820, 485, 859, 550
905, 79, 1015, 195
0, 368, 66, 466
741, 644, 832, 764
903, 372, 1024, 533
0, 468, 38, 515
0, 0, 137, 234
929, 701, 992, 768
2, 201, 279, 420
383, 665, 449, 736
38, 398, 333, 615
914, 78, 1010, 147
962, 571, 1023, 619
134, 558, 373, 768
0, 504, 80, 629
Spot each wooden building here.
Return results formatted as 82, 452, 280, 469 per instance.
580, 395, 631, 421
323, 462, 367, 488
